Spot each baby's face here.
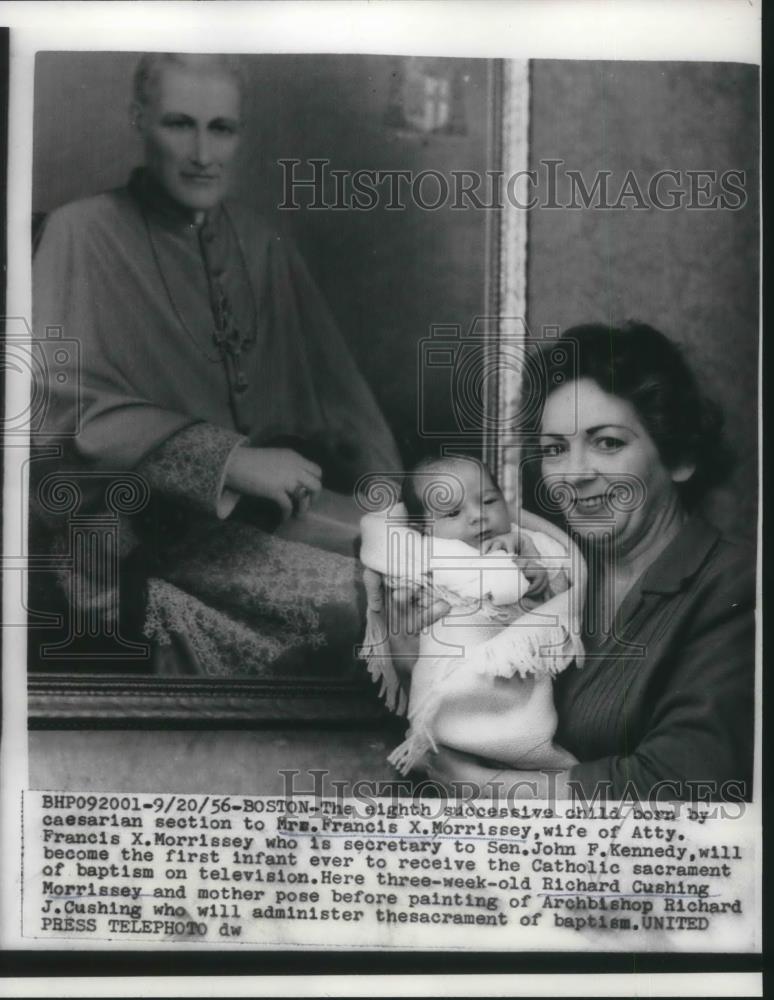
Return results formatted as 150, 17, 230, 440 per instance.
423, 460, 511, 549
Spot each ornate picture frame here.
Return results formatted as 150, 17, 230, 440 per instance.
27, 56, 531, 725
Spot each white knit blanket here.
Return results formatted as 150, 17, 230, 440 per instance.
359, 505, 585, 774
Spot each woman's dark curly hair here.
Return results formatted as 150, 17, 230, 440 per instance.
536, 322, 734, 509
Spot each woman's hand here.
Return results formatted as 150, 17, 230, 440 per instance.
361, 568, 450, 688
363, 570, 450, 636
512, 529, 550, 597
225, 446, 322, 519
390, 582, 451, 635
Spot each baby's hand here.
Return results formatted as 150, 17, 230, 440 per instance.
511, 529, 550, 598
481, 531, 519, 555
483, 530, 550, 599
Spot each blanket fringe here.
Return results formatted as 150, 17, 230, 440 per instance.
359, 605, 408, 716
386, 673, 450, 775
469, 621, 580, 679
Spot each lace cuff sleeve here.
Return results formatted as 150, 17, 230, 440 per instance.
136, 422, 247, 519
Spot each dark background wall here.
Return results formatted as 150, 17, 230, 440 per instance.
528, 61, 758, 539
33, 54, 758, 538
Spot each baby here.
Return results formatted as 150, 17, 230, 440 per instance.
360, 456, 583, 775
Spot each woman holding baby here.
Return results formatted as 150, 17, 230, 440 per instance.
374, 322, 755, 801
32, 53, 754, 798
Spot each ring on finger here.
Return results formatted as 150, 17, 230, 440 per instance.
292, 485, 311, 505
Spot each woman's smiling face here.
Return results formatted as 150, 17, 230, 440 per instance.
134, 62, 242, 212
539, 378, 691, 552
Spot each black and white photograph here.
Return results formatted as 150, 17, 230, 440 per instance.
0, 0, 763, 989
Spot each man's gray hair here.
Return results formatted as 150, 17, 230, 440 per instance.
132, 53, 247, 107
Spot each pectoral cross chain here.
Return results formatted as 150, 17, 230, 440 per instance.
214, 289, 249, 394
